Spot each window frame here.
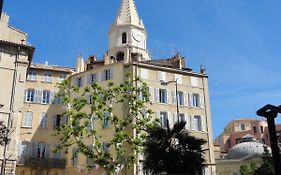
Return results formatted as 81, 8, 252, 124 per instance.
43, 72, 53, 83
27, 71, 37, 81
42, 90, 51, 104
159, 89, 167, 104
22, 112, 33, 128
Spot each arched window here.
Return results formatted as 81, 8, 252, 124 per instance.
116, 52, 125, 62
122, 32, 127, 44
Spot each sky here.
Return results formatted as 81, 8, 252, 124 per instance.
3, 0, 281, 138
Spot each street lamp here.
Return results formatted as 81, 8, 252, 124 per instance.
160, 79, 179, 123
257, 104, 281, 175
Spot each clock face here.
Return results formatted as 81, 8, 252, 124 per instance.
132, 30, 142, 42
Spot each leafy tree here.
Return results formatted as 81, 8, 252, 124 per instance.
0, 121, 10, 146
240, 161, 257, 175
53, 73, 157, 175
143, 121, 206, 175
254, 146, 274, 175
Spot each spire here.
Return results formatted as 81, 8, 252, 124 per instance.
115, 0, 143, 27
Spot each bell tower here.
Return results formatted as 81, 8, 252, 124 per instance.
108, 0, 150, 63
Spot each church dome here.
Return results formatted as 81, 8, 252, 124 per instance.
226, 135, 271, 159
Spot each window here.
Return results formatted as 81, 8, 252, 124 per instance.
42, 90, 51, 104
27, 71, 37, 81
240, 123, 245, 131
160, 112, 168, 128
58, 74, 67, 83
102, 142, 109, 152
25, 89, 35, 102
35, 142, 49, 158
140, 68, 149, 79
159, 89, 167, 103
122, 32, 127, 44
72, 148, 78, 166
227, 139, 231, 146
192, 93, 200, 107
91, 73, 97, 83
191, 77, 198, 87
253, 126, 257, 134
262, 139, 265, 144
22, 112, 33, 128
235, 138, 241, 144
103, 112, 109, 128
76, 77, 83, 88
116, 52, 125, 61
260, 126, 264, 133
43, 72, 52, 82
54, 115, 68, 128
193, 115, 202, 131
177, 91, 184, 106
87, 115, 94, 131
158, 71, 166, 81
179, 113, 185, 122
104, 69, 112, 81
39, 112, 48, 128
53, 144, 62, 159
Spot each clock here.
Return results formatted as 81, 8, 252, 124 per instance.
132, 30, 142, 42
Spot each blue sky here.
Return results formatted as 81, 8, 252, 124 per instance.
3, 0, 281, 138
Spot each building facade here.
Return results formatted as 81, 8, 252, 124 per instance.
0, 12, 34, 174
15, 63, 74, 175
65, 0, 216, 174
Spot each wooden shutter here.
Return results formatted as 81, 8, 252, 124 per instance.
87, 74, 92, 85
50, 91, 55, 104
36, 90, 42, 103
110, 69, 113, 80
172, 91, 176, 104
191, 115, 195, 131
45, 144, 50, 158
201, 116, 206, 132
185, 114, 189, 130
166, 90, 171, 104
24, 90, 27, 102
154, 88, 159, 102
188, 93, 193, 107
149, 87, 154, 102
168, 112, 172, 129
184, 92, 188, 106
200, 94, 205, 108
32, 142, 38, 158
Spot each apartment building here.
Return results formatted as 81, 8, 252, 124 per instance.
0, 12, 34, 174
214, 118, 270, 154
16, 63, 74, 175
63, 0, 216, 174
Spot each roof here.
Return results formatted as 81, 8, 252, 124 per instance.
0, 40, 35, 63
30, 63, 75, 73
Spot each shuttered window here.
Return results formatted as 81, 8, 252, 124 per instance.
22, 112, 33, 128
39, 112, 48, 128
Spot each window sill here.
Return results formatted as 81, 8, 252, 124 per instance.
41, 81, 53, 83
26, 79, 37, 82
21, 126, 32, 129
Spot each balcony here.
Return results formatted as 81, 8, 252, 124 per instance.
17, 157, 66, 168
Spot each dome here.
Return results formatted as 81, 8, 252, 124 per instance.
226, 141, 270, 159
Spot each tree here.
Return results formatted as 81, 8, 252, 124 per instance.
253, 146, 274, 175
143, 121, 207, 175
53, 73, 157, 175
239, 161, 257, 175
0, 121, 10, 147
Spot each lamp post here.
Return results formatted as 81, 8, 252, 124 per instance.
257, 104, 281, 175
160, 79, 179, 123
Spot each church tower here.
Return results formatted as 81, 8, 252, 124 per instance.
108, 0, 150, 63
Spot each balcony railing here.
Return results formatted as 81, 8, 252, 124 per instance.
17, 157, 66, 168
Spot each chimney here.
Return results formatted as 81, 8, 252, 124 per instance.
76, 55, 85, 73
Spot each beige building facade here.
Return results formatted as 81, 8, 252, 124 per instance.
15, 63, 74, 175
0, 12, 34, 174
64, 0, 216, 174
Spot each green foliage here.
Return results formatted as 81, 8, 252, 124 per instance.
53, 73, 157, 175
254, 146, 274, 175
0, 121, 10, 146
143, 121, 207, 174
240, 161, 257, 175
